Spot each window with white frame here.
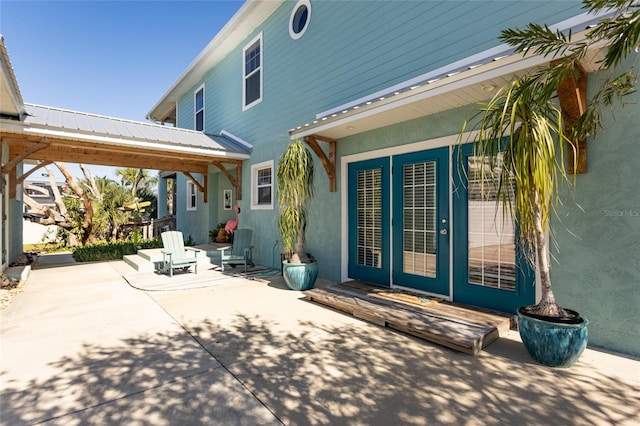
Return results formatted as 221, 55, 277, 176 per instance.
289, 0, 311, 40
251, 160, 273, 210
186, 181, 197, 211
194, 85, 204, 131
243, 33, 262, 110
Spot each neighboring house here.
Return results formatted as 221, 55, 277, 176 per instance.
23, 180, 67, 211
147, 1, 639, 356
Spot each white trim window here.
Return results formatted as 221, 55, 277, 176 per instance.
251, 160, 273, 210
243, 33, 263, 111
186, 181, 197, 211
194, 85, 205, 131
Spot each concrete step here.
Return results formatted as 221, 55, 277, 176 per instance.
123, 254, 159, 273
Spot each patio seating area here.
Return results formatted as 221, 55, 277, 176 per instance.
1, 253, 638, 425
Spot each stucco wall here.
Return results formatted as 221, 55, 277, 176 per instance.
551, 58, 640, 357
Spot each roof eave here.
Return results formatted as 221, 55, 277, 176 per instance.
146, 0, 284, 123
0, 35, 26, 118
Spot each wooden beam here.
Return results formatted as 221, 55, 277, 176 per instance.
16, 160, 52, 186
182, 172, 209, 203
304, 135, 337, 192
203, 174, 208, 203
1, 142, 49, 174
555, 62, 588, 174
8, 167, 17, 199
212, 160, 243, 200
235, 161, 242, 201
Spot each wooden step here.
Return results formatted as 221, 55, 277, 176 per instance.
305, 282, 514, 355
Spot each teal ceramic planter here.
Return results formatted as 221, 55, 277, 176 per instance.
282, 260, 318, 291
517, 307, 589, 368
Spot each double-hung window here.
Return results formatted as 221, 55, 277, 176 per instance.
251, 160, 273, 210
243, 33, 262, 110
195, 85, 204, 131
186, 181, 197, 211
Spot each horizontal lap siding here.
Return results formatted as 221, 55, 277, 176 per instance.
177, 0, 584, 142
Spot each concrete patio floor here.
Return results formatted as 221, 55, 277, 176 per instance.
1, 256, 638, 425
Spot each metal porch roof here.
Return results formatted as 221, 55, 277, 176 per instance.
1, 104, 252, 176
289, 9, 613, 141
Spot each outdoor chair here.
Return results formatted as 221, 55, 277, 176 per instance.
217, 228, 255, 272
160, 231, 200, 277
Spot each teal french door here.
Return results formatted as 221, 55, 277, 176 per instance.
452, 144, 535, 313
347, 148, 450, 294
392, 148, 450, 295
348, 144, 535, 313
348, 157, 391, 286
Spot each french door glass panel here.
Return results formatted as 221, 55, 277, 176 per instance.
348, 157, 390, 286
467, 154, 516, 291
356, 168, 383, 268
402, 161, 437, 278
392, 147, 449, 295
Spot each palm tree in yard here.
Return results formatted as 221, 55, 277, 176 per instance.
461, 0, 638, 319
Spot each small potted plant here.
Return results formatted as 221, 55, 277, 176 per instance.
276, 139, 318, 291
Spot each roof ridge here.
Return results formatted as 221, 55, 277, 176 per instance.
24, 103, 214, 135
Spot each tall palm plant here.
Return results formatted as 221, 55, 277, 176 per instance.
461, 0, 638, 319
276, 139, 315, 264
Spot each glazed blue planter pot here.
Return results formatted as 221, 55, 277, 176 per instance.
282, 260, 318, 291
517, 307, 589, 368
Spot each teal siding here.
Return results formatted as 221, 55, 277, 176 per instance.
178, 0, 585, 139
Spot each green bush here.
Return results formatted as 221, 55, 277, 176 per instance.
72, 237, 163, 262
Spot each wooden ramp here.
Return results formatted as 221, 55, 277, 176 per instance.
305, 281, 514, 355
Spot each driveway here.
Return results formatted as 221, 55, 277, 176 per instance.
1, 258, 639, 425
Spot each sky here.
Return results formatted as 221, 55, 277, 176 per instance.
1, 0, 245, 181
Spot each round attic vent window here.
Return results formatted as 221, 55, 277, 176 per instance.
289, 0, 311, 40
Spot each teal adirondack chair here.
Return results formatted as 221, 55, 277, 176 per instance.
161, 231, 200, 277
217, 228, 254, 272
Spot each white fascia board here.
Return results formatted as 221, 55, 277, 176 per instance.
0, 35, 25, 117
146, 1, 284, 122
220, 129, 254, 150
0, 121, 251, 160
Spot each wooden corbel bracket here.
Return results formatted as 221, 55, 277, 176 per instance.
2, 142, 50, 198
1, 142, 49, 175
183, 171, 208, 203
555, 61, 588, 174
212, 160, 243, 200
304, 135, 337, 192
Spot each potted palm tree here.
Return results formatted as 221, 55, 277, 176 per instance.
461, 0, 638, 367
277, 139, 319, 291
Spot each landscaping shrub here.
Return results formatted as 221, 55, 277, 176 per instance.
72, 237, 163, 262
